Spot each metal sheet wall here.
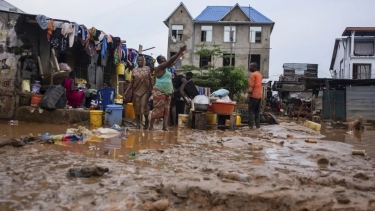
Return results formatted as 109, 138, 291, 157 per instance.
322, 90, 346, 121
346, 86, 375, 122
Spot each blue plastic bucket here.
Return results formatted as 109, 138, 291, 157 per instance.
106, 104, 123, 127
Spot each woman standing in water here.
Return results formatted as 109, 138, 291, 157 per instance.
124, 55, 152, 129
149, 45, 187, 131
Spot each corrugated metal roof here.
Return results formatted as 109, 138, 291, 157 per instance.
194, 5, 273, 23
0, 0, 24, 13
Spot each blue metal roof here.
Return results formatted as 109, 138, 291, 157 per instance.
194, 6, 273, 23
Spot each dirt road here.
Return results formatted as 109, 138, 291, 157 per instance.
0, 122, 374, 210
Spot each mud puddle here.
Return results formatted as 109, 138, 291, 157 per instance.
320, 122, 375, 158
1, 121, 375, 210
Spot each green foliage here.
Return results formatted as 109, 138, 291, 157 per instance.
194, 43, 228, 68
190, 66, 247, 100
209, 66, 248, 100
181, 65, 197, 72
181, 43, 247, 101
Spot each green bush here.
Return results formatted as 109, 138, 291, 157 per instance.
190, 66, 248, 101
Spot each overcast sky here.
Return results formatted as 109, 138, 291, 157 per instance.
7, 0, 375, 80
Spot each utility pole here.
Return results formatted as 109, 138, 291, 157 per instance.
248, 4, 251, 68
229, 7, 233, 66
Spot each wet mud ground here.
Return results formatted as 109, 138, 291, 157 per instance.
1, 120, 375, 210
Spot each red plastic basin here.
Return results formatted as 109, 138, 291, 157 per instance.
211, 101, 236, 114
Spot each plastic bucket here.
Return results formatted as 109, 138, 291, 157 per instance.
125, 103, 135, 119
22, 80, 30, 92
116, 63, 125, 75
236, 115, 241, 126
31, 94, 43, 107
206, 112, 217, 125
106, 104, 123, 127
90, 110, 103, 127
178, 114, 189, 128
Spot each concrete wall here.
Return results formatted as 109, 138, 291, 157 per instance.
191, 23, 271, 78
332, 40, 345, 79
221, 6, 250, 21
333, 37, 375, 79
166, 4, 193, 66
166, 5, 272, 78
0, 12, 22, 119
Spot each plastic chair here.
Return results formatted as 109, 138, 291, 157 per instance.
97, 88, 116, 111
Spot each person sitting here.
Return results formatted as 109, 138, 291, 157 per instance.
62, 71, 85, 108
102, 81, 111, 89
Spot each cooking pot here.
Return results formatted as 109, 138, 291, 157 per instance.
194, 103, 209, 112
194, 95, 209, 104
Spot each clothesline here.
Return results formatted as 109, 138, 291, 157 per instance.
35, 14, 146, 69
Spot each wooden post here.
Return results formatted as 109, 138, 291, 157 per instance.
138, 45, 143, 54
229, 113, 236, 131
188, 112, 193, 128
49, 61, 54, 86
51, 48, 60, 71
194, 112, 207, 130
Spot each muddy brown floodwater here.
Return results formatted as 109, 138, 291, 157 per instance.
0, 120, 375, 211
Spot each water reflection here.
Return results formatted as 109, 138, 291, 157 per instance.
42, 130, 180, 161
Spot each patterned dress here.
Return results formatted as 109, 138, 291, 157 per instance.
151, 70, 173, 119
131, 66, 151, 115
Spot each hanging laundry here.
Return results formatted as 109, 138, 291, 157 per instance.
121, 44, 127, 62
53, 21, 63, 30
94, 32, 104, 46
114, 48, 120, 65
101, 36, 107, 59
61, 23, 74, 47
106, 34, 113, 43
73, 22, 79, 36
86, 41, 95, 56
88, 27, 97, 41
35, 14, 50, 30
47, 19, 55, 41
144, 54, 154, 72
50, 28, 67, 52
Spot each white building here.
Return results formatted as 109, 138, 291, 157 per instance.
330, 27, 375, 79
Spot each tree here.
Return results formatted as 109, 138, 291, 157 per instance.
180, 44, 247, 101
181, 43, 229, 74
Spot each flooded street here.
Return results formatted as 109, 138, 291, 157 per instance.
1, 121, 375, 210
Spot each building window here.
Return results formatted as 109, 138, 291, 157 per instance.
201, 26, 213, 42
171, 25, 183, 42
353, 64, 371, 79
250, 27, 262, 43
354, 41, 374, 56
199, 55, 211, 68
223, 54, 235, 66
224, 26, 236, 42
249, 54, 261, 71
